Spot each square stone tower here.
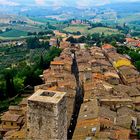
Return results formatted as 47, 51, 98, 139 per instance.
27, 89, 67, 140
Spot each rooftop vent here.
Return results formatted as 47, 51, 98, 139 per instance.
41, 91, 55, 97
85, 137, 92, 140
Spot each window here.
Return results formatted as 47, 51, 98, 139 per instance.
3, 122, 6, 125
11, 122, 13, 126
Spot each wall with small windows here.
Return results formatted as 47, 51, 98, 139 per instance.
1, 121, 19, 129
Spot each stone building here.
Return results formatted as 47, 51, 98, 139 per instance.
102, 44, 117, 53
49, 38, 57, 46
27, 89, 67, 140
50, 61, 65, 73
0, 112, 24, 134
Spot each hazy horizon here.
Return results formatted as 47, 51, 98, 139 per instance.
0, 0, 140, 7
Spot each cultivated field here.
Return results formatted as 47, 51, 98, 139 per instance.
118, 14, 140, 24
0, 15, 46, 40
64, 25, 88, 34
0, 29, 27, 38
63, 24, 120, 35
88, 27, 119, 35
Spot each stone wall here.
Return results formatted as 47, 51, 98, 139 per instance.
27, 91, 67, 140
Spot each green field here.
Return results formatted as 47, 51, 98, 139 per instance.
64, 25, 88, 33
88, 27, 119, 35
118, 14, 140, 24
0, 29, 28, 38
63, 25, 120, 35
12, 24, 43, 32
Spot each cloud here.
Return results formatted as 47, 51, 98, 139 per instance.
110, 0, 140, 2
34, 0, 115, 7
0, 0, 19, 6
34, 0, 67, 6
52, 0, 66, 7
76, 0, 110, 7
34, 0, 111, 7
1, 0, 140, 7
35, 0, 45, 5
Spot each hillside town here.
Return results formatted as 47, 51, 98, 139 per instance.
0, 30, 140, 140
1, 0, 140, 139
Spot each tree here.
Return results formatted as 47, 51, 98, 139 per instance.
26, 37, 40, 49
0, 81, 6, 100
39, 55, 45, 69
129, 51, 140, 62
45, 47, 62, 62
4, 70, 15, 98
77, 36, 86, 43
13, 77, 24, 93
66, 36, 77, 43
40, 41, 50, 49
27, 32, 37, 36
0, 30, 3, 34
91, 33, 101, 42
47, 24, 56, 30
116, 45, 129, 54
24, 71, 43, 87
76, 31, 81, 35
5, 28, 12, 32
135, 61, 140, 71
56, 38, 60, 48
38, 32, 45, 35
137, 131, 140, 139
111, 41, 117, 47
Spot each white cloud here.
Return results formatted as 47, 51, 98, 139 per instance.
34, 0, 111, 7
1, 0, 140, 7
0, 0, 19, 6
34, 0, 113, 7
76, 0, 110, 7
110, 0, 140, 2
52, 0, 66, 7
35, 0, 45, 5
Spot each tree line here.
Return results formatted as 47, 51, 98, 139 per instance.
66, 33, 125, 46
0, 37, 62, 102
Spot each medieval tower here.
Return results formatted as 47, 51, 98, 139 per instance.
27, 89, 67, 140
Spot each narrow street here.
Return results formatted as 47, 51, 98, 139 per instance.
67, 51, 84, 139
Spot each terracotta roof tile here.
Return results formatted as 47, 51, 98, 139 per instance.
102, 44, 114, 49
126, 38, 138, 43
1, 112, 22, 122
51, 61, 64, 65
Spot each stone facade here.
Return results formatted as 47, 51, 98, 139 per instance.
27, 90, 67, 140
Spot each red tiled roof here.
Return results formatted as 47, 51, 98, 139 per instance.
136, 42, 140, 47
126, 38, 135, 42
1, 112, 21, 122
93, 73, 105, 80
102, 44, 114, 49
51, 61, 64, 65
112, 129, 130, 140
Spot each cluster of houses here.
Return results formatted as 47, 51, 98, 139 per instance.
38, 47, 78, 130
125, 38, 140, 49
72, 44, 140, 139
1, 33, 140, 139
0, 98, 27, 139
71, 20, 88, 25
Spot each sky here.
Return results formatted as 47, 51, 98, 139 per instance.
0, 0, 140, 7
